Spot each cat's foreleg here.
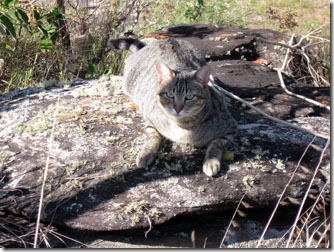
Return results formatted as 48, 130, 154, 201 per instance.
203, 135, 233, 176
136, 126, 162, 168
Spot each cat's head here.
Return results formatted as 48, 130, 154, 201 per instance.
156, 63, 211, 120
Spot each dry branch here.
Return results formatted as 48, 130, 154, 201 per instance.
209, 76, 330, 140
33, 98, 59, 248
219, 192, 247, 248
277, 33, 330, 110
286, 138, 330, 247
256, 136, 317, 247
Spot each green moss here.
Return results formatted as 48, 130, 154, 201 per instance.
198, 185, 205, 193
242, 175, 255, 187
65, 179, 83, 190
0, 152, 9, 164
22, 111, 54, 136
123, 200, 162, 226
66, 160, 88, 176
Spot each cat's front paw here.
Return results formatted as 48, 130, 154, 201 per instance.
136, 152, 156, 168
203, 158, 221, 176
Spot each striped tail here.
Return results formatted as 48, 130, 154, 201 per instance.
107, 37, 146, 53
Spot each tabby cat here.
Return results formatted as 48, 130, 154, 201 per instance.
108, 37, 237, 176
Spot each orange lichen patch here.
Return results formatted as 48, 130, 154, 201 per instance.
320, 99, 330, 105
216, 33, 240, 37
252, 58, 271, 65
276, 37, 288, 43
122, 95, 133, 102
142, 34, 169, 39
95, 110, 107, 115
128, 103, 137, 110
97, 97, 105, 102
76, 115, 86, 120
81, 100, 93, 105
81, 98, 105, 106
58, 112, 76, 122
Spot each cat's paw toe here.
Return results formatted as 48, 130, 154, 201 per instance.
136, 153, 155, 168
203, 158, 221, 176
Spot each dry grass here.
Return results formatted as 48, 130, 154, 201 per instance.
238, 0, 329, 37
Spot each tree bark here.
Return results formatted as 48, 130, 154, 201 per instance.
56, 0, 71, 50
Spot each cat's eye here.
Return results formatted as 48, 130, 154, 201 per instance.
165, 92, 174, 99
185, 94, 195, 100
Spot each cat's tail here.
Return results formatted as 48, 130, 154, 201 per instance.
107, 37, 146, 53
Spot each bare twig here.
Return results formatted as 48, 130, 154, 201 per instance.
292, 180, 329, 247
277, 70, 330, 110
191, 230, 196, 248
314, 219, 330, 248
281, 34, 295, 70
209, 76, 329, 140
144, 216, 152, 238
294, 23, 329, 48
307, 216, 330, 248
219, 192, 247, 248
48, 229, 89, 248
285, 138, 330, 247
33, 98, 59, 248
256, 136, 316, 247
278, 33, 330, 110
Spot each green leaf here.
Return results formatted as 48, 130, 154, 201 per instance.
5, 43, 14, 52
1, 0, 18, 8
223, 150, 235, 161
47, 7, 63, 21
6, 9, 18, 21
15, 8, 29, 25
33, 9, 42, 20
37, 22, 48, 38
39, 38, 53, 52
0, 13, 16, 38
4, 43, 14, 53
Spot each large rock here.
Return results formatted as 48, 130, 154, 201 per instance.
0, 73, 329, 232
144, 24, 293, 69
0, 25, 330, 234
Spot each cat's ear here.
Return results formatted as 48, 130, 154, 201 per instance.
156, 63, 174, 83
195, 65, 210, 85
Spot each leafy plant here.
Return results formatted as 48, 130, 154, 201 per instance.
0, 0, 68, 91
184, 0, 205, 22
266, 7, 298, 32
0, 0, 29, 40
0, 0, 64, 51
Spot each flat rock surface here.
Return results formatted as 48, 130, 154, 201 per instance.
0, 75, 329, 232
0, 25, 330, 247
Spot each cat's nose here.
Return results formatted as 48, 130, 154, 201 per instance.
174, 103, 184, 114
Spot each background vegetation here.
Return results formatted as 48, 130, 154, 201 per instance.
0, 0, 330, 93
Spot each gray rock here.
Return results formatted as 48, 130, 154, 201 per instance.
0, 75, 329, 232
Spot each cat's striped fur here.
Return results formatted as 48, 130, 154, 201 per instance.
108, 37, 237, 176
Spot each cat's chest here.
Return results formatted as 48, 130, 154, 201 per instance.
164, 124, 194, 144
157, 120, 212, 147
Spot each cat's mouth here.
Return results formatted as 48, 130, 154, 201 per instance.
170, 109, 191, 120
171, 110, 184, 118
165, 108, 184, 118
